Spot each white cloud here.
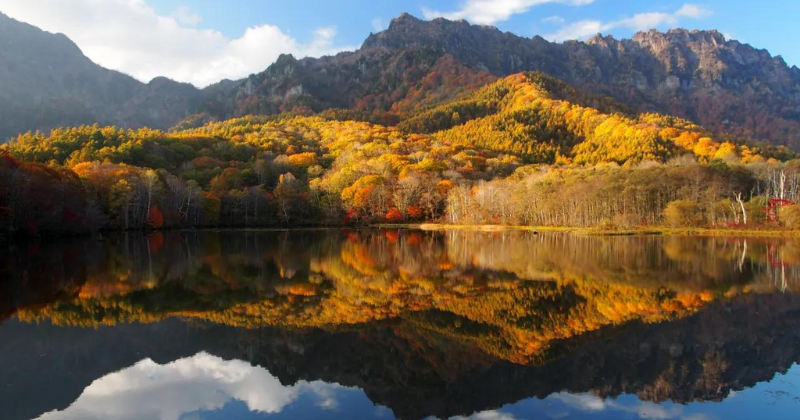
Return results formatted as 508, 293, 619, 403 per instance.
542, 15, 566, 24
0, 0, 356, 87
422, 0, 596, 25
314, 26, 337, 40
549, 20, 604, 40
34, 352, 350, 420
171, 5, 201, 26
545, 3, 713, 42
676, 4, 713, 19
371, 17, 386, 32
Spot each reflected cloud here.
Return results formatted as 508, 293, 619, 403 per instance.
682, 415, 713, 420
550, 392, 711, 420
449, 410, 520, 420
35, 352, 347, 420
551, 393, 606, 411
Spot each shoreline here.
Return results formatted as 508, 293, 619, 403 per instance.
6, 224, 800, 244
373, 223, 800, 237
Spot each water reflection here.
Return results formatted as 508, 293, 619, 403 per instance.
35, 352, 352, 420
2, 230, 800, 420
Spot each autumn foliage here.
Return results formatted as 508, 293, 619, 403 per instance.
12, 229, 795, 365
0, 73, 797, 238
147, 206, 164, 228
384, 209, 403, 223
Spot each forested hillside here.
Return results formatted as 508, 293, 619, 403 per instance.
205, 14, 800, 148
3, 11, 800, 149
402, 73, 765, 164
3, 73, 800, 238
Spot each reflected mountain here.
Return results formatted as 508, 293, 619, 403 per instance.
2, 230, 800, 419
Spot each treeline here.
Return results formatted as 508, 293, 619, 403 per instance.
446, 161, 800, 228
5, 146, 800, 239
3, 73, 800, 238
0, 117, 519, 237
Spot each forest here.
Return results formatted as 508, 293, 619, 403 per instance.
2, 72, 800, 238
7, 230, 796, 361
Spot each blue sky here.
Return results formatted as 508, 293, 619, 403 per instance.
151, 0, 792, 45
145, 0, 799, 60
1, 0, 797, 87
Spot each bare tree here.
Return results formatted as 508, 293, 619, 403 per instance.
734, 192, 747, 225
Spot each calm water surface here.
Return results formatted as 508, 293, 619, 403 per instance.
2, 229, 800, 420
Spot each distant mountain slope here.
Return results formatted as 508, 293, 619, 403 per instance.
217, 13, 800, 148
0, 13, 200, 141
199, 47, 496, 120
398, 72, 754, 164
7, 74, 776, 176
3, 11, 800, 150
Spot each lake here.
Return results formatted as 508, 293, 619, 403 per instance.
2, 229, 800, 420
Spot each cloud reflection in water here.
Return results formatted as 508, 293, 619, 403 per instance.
35, 352, 348, 420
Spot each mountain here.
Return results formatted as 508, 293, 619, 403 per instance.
213, 13, 800, 148
4, 11, 800, 150
0, 12, 200, 142
4, 70, 782, 236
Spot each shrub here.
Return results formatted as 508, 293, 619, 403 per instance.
663, 200, 705, 227
781, 205, 800, 229
385, 209, 403, 223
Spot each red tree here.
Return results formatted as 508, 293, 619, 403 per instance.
148, 205, 164, 229
384, 208, 403, 223
406, 205, 423, 219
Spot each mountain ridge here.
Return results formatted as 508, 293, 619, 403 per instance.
0, 12, 200, 141
3, 11, 800, 149
202, 12, 800, 148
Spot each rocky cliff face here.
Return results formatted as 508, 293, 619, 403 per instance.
223, 13, 800, 147
0, 13, 200, 142
3, 11, 800, 148
580, 29, 800, 146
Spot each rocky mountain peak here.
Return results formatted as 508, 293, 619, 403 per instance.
274, 53, 298, 67
586, 33, 618, 48
630, 28, 728, 51
389, 12, 421, 27
625, 27, 800, 84
3, 11, 800, 149
362, 12, 502, 51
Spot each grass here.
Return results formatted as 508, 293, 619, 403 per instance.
372, 223, 800, 237
376, 223, 576, 232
